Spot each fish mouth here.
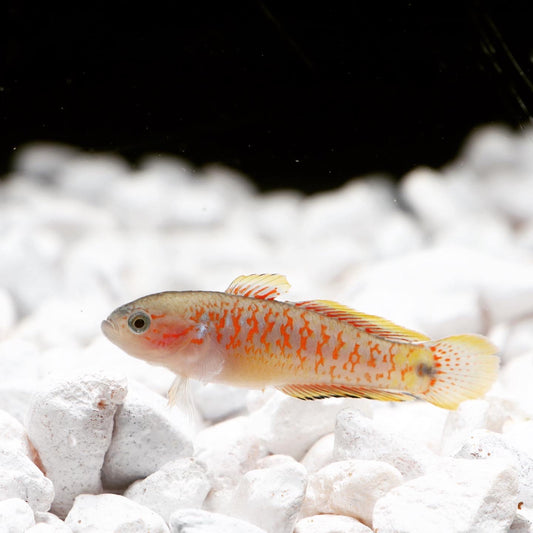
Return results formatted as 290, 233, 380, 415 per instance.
101, 318, 118, 339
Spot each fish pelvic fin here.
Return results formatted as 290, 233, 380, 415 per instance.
277, 383, 416, 403
418, 334, 500, 410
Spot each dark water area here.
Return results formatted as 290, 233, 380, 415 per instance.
2, 1, 533, 193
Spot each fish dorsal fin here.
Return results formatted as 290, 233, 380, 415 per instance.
225, 274, 291, 300
295, 299, 430, 343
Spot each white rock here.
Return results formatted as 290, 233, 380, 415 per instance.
65, 494, 169, 533
503, 319, 533, 361
456, 429, 533, 507
401, 167, 467, 231
441, 399, 508, 456
34, 512, 72, 532
0, 383, 39, 424
79, 337, 176, 398
294, 514, 373, 533
511, 512, 533, 533
26, 372, 128, 518
192, 382, 247, 421
55, 154, 129, 202
0, 288, 16, 340
0, 340, 43, 422
102, 383, 193, 490
334, 409, 436, 479
373, 458, 519, 533
0, 339, 41, 383
169, 508, 267, 533
341, 246, 533, 335
124, 458, 211, 522
300, 177, 396, 245
249, 392, 370, 460
13, 142, 79, 182
372, 401, 449, 454
504, 421, 533, 459
499, 353, 533, 414
194, 416, 267, 511
228, 454, 307, 533
0, 449, 54, 512
301, 433, 334, 473
462, 125, 518, 173
0, 409, 32, 456
303, 459, 402, 525
0, 224, 63, 315
0, 498, 35, 532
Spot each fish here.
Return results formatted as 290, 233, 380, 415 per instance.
101, 273, 499, 410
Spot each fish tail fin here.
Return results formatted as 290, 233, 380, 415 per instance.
419, 334, 499, 409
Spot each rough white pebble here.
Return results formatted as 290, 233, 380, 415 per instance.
0, 384, 39, 424
0, 224, 63, 315
124, 457, 211, 522
102, 382, 193, 489
373, 458, 519, 533
372, 402, 449, 453
334, 409, 435, 479
303, 459, 402, 525
192, 382, 247, 421
341, 246, 533, 335
498, 353, 533, 415
169, 508, 267, 533
65, 493, 169, 533
0, 409, 32, 457
294, 514, 373, 533
503, 318, 533, 361
456, 429, 533, 507
301, 433, 334, 473
13, 143, 79, 182
54, 154, 129, 202
194, 415, 267, 511
504, 421, 533, 459
0, 449, 54, 512
249, 392, 370, 460
511, 511, 533, 533
441, 399, 508, 456
401, 167, 470, 231
0, 498, 35, 532
26, 372, 128, 518
228, 454, 307, 533
34, 512, 72, 532
0, 288, 16, 339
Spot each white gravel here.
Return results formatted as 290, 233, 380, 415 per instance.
1, 125, 533, 531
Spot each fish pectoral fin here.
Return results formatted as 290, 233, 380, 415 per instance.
294, 300, 430, 343
225, 273, 291, 300
277, 383, 416, 402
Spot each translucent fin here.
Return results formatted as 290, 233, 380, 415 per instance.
225, 273, 291, 300
278, 383, 416, 402
419, 334, 500, 410
167, 375, 197, 420
295, 299, 430, 343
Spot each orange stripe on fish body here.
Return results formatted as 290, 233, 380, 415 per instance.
101, 273, 500, 410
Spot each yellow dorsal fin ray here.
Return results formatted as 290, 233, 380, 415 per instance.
225, 273, 291, 300
295, 299, 430, 343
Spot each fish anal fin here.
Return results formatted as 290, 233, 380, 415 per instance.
295, 299, 430, 343
278, 383, 416, 403
225, 273, 291, 300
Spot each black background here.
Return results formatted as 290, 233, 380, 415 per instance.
2, 1, 533, 192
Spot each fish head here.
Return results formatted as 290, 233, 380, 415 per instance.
101, 292, 212, 374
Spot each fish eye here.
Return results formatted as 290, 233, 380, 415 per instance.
127, 311, 151, 334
